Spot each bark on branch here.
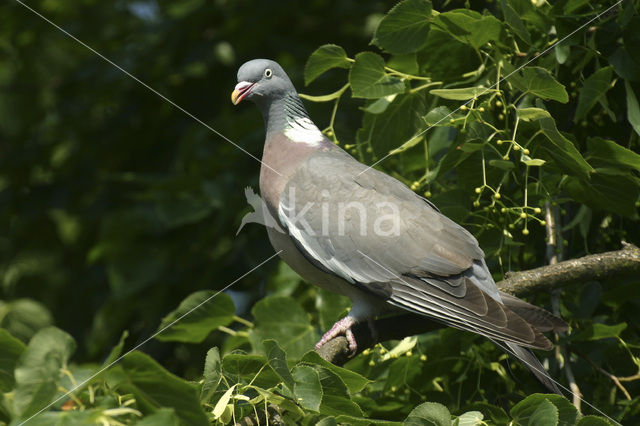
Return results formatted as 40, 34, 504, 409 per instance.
316, 243, 640, 365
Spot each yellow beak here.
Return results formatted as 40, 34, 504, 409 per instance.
231, 89, 241, 105
231, 81, 255, 105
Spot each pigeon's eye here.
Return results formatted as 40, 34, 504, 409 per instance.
264, 68, 273, 78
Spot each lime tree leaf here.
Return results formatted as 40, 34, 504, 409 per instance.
349, 52, 406, 99
433, 9, 502, 49
316, 366, 363, 417
263, 340, 295, 391
405, 401, 451, 426
359, 92, 427, 156
300, 351, 370, 394
117, 351, 208, 426
155, 291, 234, 343
574, 67, 613, 122
362, 95, 398, 114
454, 410, 484, 426
292, 365, 322, 412
384, 357, 421, 391
372, 0, 432, 54
517, 107, 551, 121
136, 408, 181, 426
335, 415, 402, 425
500, 0, 531, 44
201, 347, 222, 404
577, 416, 614, 425
510, 67, 568, 103
625, 80, 640, 136
429, 86, 495, 100
103, 330, 128, 366
587, 137, 640, 171
610, 47, 640, 81
424, 106, 453, 125
249, 296, 317, 359
538, 117, 593, 179
13, 327, 76, 419
489, 159, 515, 171
305, 44, 351, 85
0, 298, 54, 343
212, 384, 236, 420
565, 172, 639, 218
511, 394, 577, 426
222, 353, 281, 389
573, 323, 627, 341
0, 329, 26, 392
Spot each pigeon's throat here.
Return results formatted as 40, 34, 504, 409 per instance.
265, 93, 325, 146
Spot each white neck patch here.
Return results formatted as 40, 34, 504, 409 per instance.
284, 116, 325, 145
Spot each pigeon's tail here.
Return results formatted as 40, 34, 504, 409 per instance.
505, 341, 562, 395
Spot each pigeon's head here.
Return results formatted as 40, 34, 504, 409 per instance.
231, 59, 295, 106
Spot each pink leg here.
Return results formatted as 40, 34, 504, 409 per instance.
315, 316, 358, 354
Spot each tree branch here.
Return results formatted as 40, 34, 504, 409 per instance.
317, 243, 640, 365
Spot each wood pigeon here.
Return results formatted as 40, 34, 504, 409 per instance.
232, 59, 568, 393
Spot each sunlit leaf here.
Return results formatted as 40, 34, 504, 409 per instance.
305, 44, 351, 85
349, 52, 406, 99
405, 401, 451, 426
574, 67, 613, 122
510, 67, 568, 103
373, 0, 433, 54
155, 291, 234, 343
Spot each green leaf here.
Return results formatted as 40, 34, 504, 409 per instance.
577, 415, 615, 426
103, 330, 128, 367
405, 401, 451, 426
587, 137, 640, 172
573, 323, 627, 341
372, 0, 432, 54
304, 44, 351, 85
136, 408, 181, 426
510, 67, 568, 103
360, 92, 427, 156
521, 156, 546, 167
221, 353, 282, 389
0, 298, 54, 343
384, 357, 421, 391
362, 95, 398, 114
301, 351, 370, 394
454, 411, 484, 426
316, 366, 363, 417
433, 9, 503, 49
565, 172, 639, 218
263, 339, 295, 391
610, 47, 640, 81
625, 80, 640, 136
511, 394, 578, 426
574, 67, 613, 122
349, 52, 406, 99
0, 329, 26, 392
212, 384, 236, 419
429, 86, 494, 100
13, 327, 76, 419
117, 351, 208, 426
517, 107, 551, 121
489, 159, 515, 171
424, 106, 453, 125
155, 291, 234, 343
538, 117, 593, 179
292, 365, 322, 411
500, 0, 531, 44
250, 296, 317, 359
201, 347, 222, 404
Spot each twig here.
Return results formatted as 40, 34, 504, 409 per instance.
546, 202, 582, 410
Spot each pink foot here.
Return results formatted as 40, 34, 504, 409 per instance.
315, 316, 358, 354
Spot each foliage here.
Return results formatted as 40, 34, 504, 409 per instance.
1, 0, 639, 425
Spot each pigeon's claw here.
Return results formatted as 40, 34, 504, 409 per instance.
315, 316, 358, 354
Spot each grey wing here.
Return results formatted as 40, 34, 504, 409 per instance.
279, 150, 551, 349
